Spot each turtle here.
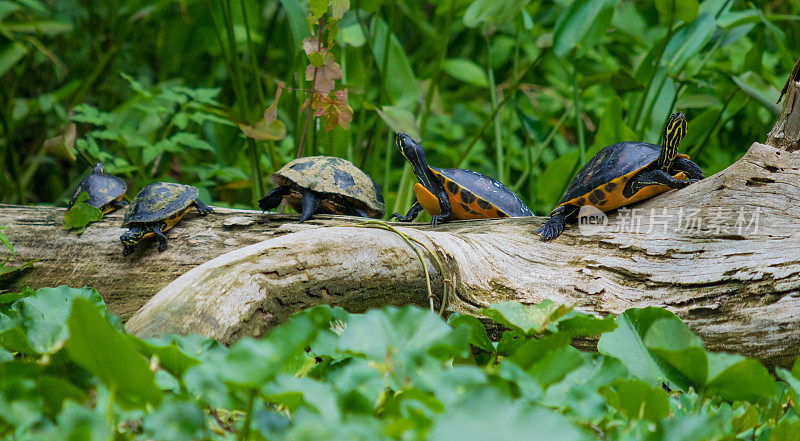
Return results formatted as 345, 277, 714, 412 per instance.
390, 133, 533, 226
258, 156, 385, 222
537, 111, 704, 240
120, 182, 213, 255
68, 163, 128, 214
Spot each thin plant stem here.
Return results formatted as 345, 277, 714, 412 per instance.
455, 55, 542, 167
631, 0, 675, 131
238, 389, 256, 441
571, 49, 586, 165
487, 38, 505, 183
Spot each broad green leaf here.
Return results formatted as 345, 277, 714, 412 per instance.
481, 300, 569, 336
765, 414, 800, 441
442, 58, 489, 88
0, 377, 42, 431
556, 312, 617, 338
0, 286, 108, 354
222, 312, 318, 387
66, 298, 162, 409
36, 375, 86, 417
655, 0, 700, 23
63, 191, 103, 234
463, 0, 531, 28
537, 151, 579, 207
591, 95, 637, 150
373, 105, 420, 141
644, 317, 708, 388
263, 376, 341, 423
0, 41, 27, 77
705, 354, 775, 402
597, 307, 679, 386
129, 335, 201, 380
52, 401, 110, 441
142, 395, 208, 441
309, 0, 328, 19
369, 17, 417, 109
238, 119, 287, 141
776, 367, 800, 408
428, 387, 590, 441
448, 313, 494, 353
1, 21, 72, 35
600, 379, 669, 422
337, 22, 365, 47
732, 72, 780, 115
552, 0, 616, 57
278, 0, 312, 53
0, 1, 20, 22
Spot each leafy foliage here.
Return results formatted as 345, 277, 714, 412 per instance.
1, 0, 797, 218
0, 285, 797, 440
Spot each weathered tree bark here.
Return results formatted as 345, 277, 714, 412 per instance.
7, 61, 800, 369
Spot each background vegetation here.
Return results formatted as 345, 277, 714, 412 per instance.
1, 0, 798, 218
2, 285, 799, 440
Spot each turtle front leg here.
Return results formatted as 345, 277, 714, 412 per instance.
623, 169, 691, 198
390, 202, 423, 222
258, 186, 291, 212
153, 223, 169, 252
537, 205, 576, 240
430, 190, 452, 227
298, 187, 321, 223
193, 198, 214, 215
671, 157, 704, 181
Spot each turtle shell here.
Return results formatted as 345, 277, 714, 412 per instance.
68, 164, 127, 210
431, 167, 533, 219
555, 141, 690, 210
123, 182, 199, 226
272, 156, 385, 217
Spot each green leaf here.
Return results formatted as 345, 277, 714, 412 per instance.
63, 191, 103, 234
643, 317, 708, 388
552, 0, 616, 57
448, 313, 494, 353
373, 105, 420, 141
481, 300, 569, 336
142, 395, 208, 441
597, 307, 679, 386
732, 72, 781, 115
369, 17, 417, 109
66, 297, 162, 409
537, 151, 579, 207
600, 379, 670, 422
556, 312, 617, 338
590, 95, 637, 151
463, 0, 531, 28
309, 0, 328, 19
655, 0, 700, 23
0, 41, 27, 77
0, 377, 42, 431
129, 335, 201, 380
442, 58, 489, 88
428, 387, 590, 441
0, 286, 108, 354
705, 354, 775, 402
0, 226, 13, 253
52, 401, 110, 441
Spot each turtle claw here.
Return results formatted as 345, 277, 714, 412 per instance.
390, 212, 411, 222
157, 242, 168, 252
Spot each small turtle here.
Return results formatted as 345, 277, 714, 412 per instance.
258, 156, 385, 222
391, 133, 533, 226
68, 163, 128, 214
537, 111, 704, 240
120, 182, 213, 255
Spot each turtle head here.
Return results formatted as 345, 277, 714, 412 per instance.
92, 163, 104, 174
395, 133, 436, 189
120, 227, 146, 255
395, 133, 426, 165
658, 111, 687, 170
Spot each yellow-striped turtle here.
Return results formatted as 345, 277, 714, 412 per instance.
68, 163, 127, 214
120, 182, 213, 255
391, 133, 533, 226
537, 111, 703, 240
258, 156, 385, 222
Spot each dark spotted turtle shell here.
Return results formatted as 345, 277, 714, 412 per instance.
556, 141, 690, 207
273, 156, 385, 217
68, 165, 127, 209
123, 182, 199, 226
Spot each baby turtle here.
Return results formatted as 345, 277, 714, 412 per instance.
391, 133, 533, 226
68, 163, 127, 214
258, 156, 385, 222
120, 182, 213, 255
537, 111, 704, 240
